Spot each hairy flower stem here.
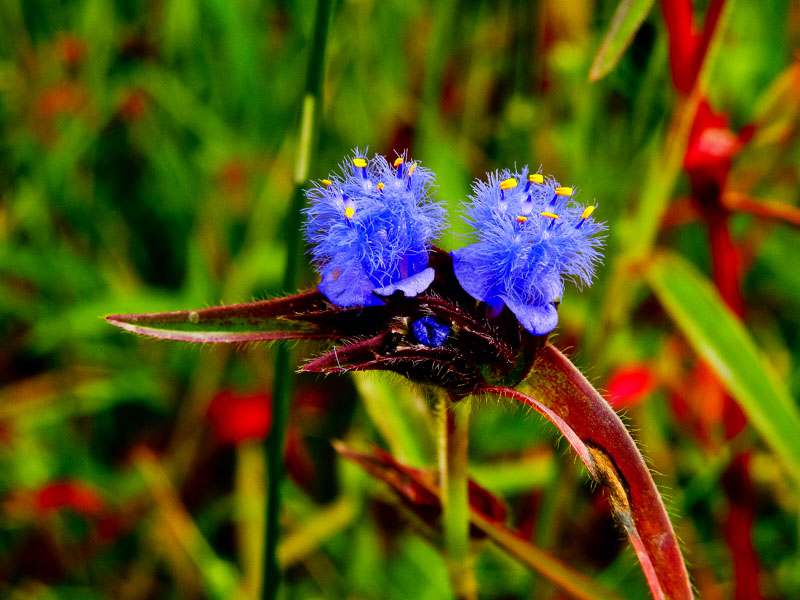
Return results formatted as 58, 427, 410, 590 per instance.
437, 395, 476, 600
263, 1, 332, 598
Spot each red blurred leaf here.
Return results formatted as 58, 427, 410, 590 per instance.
661, 0, 699, 93
206, 389, 272, 445
606, 364, 658, 409
661, 0, 728, 95
35, 480, 105, 517
55, 34, 87, 68
484, 344, 693, 600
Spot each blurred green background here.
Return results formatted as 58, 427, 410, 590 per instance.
1, 0, 800, 598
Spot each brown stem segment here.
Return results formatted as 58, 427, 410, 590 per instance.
484, 344, 693, 600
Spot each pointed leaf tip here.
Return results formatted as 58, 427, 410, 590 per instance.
104, 291, 336, 343
589, 0, 656, 81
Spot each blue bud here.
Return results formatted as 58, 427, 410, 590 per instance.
411, 316, 450, 347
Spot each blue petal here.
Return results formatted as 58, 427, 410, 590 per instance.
501, 295, 559, 335
319, 258, 384, 307
451, 244, 495, 302
374, 267, 435, 298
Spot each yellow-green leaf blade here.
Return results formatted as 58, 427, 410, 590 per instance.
647, 252, 800, 484
590, 0, 656, 81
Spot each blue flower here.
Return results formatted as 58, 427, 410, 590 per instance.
451, 166, 604, 335
304, 150, 447, 307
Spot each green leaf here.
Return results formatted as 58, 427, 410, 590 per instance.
589, 0, 656, 81
647, 252, 800, 485
353, 372, 436, 467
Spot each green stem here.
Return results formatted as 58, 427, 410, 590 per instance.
263, 2, 332, 599
437, 395, 476, 600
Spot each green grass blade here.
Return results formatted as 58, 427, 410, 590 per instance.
589, 0, 655, 81
647, 252, 800, 485
353, 373, 435, 467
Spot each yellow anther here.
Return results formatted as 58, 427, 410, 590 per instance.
528, 174, 544, 184
540, 212, 559, 219
344, 206, 355, 219
500, 178, 518, 190
555, 186, 573, 196
353, 158, 368, 168
516, 216, 528, 223
407, 162, 418, 176
393, 157, 404, 167
581, 206, 595, 219
322, 179, 332, 186
377, 182, 385, 190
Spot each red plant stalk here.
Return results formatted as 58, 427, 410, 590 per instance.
661, 0, 728, 95
686, 101, 763, 598
662, 0, 762, 592
486, 345, 693, 600
701, 202, 763, 600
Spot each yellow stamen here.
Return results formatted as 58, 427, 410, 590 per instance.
353, 158, 367, 168
555, 186, 573, 196
393, 157, 404, 167
581, 205, 595, 219
322, 179, 332, 186
516, 216, 527, 223
500, 178, 518, 190
540, 212, 559, 219
344, 206, 355, 219
407, 162, 418, 176
528, 174, 544, 184
377, 182, 385, 191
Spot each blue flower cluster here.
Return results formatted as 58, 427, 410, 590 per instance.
451, 166, 604, 335
303, 151, 446, 307
304, 152, 603, 338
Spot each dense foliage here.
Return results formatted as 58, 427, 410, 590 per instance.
1, 1, 799, 598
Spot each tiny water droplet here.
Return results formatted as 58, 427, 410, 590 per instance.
188, 311, 200, 324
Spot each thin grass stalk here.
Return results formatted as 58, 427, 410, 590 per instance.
437, 395, 476, 599
263, 1, 332, 598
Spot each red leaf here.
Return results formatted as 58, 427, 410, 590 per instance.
484, 344, 693, 600
35, 480, 105, 517
206, 389, 272, 445
606, 364, 657, 409
335, 443, 506, 539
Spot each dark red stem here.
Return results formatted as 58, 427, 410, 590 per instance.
696, 176, 763, 600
